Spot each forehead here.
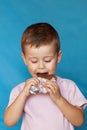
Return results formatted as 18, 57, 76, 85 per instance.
24, 43, 56, 56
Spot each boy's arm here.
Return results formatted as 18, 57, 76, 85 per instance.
45, 80, 84, 126
56, 96, 84, 126
4, 77, 40, 127
4, 91, 28, 126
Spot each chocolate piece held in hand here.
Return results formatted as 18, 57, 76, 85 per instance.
29, 77, 47, 94
37, 73, 56, 80
29, 74, 57, 94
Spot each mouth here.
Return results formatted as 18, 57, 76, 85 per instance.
37, 72, 48, 77
36, 72, 55, 80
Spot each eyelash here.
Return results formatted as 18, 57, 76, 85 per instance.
31, 61, 37, 63
45, 60, 51, 63
31, 59, 52, 63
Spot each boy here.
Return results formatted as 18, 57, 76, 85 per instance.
4, 23, 87, 130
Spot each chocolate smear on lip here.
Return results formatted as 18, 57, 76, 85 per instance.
37, 73, 56, 80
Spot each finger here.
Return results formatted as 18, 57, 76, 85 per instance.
26, 77, 40, 86
26, 77, 39, 83
45, 80, 58, 89
46, 84, 56, 94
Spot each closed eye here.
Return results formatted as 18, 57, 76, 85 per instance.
31, 61, 38, 63
44, 56, 53, 63
45, 60, 51, 63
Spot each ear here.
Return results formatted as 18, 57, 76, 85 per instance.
21, 53, 27, 65
57, 50, 62, 63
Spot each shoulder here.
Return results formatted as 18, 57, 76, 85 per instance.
7, 82, 25, 107
56, 76, 79, 97
10, 82, 25, 96
13, 82, 25, 91
56, 76, 76, 88
56, 76, 87, 107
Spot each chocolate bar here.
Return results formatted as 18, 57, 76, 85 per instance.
37, 73, 56, 80
29, 77, 47, 94
29, 75, 56, 94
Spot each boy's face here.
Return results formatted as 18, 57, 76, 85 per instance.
22, 43, 62, 77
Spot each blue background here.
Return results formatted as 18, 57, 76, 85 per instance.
0, 0, 87, 130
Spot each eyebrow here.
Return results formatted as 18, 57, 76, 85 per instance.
28, 57, 38, 60
28, 55, 54, 58
44, 56, 54, 59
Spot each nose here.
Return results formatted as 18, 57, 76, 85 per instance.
38, 61, 45, 69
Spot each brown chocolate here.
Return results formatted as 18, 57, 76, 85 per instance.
37, 73, 56, 80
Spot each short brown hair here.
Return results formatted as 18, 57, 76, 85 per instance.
21, 23, 60, 53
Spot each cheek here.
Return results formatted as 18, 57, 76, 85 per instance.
51, 64, 57, 72
47, 62, 57, 72
27, 63, 37, 73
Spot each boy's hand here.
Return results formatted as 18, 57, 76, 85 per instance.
44, 80, 62, 104
22, 77, 40, 97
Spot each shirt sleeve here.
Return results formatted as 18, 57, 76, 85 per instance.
7, 83, 24, 107
68, 81, 87, 109
7, 87, 20, 107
